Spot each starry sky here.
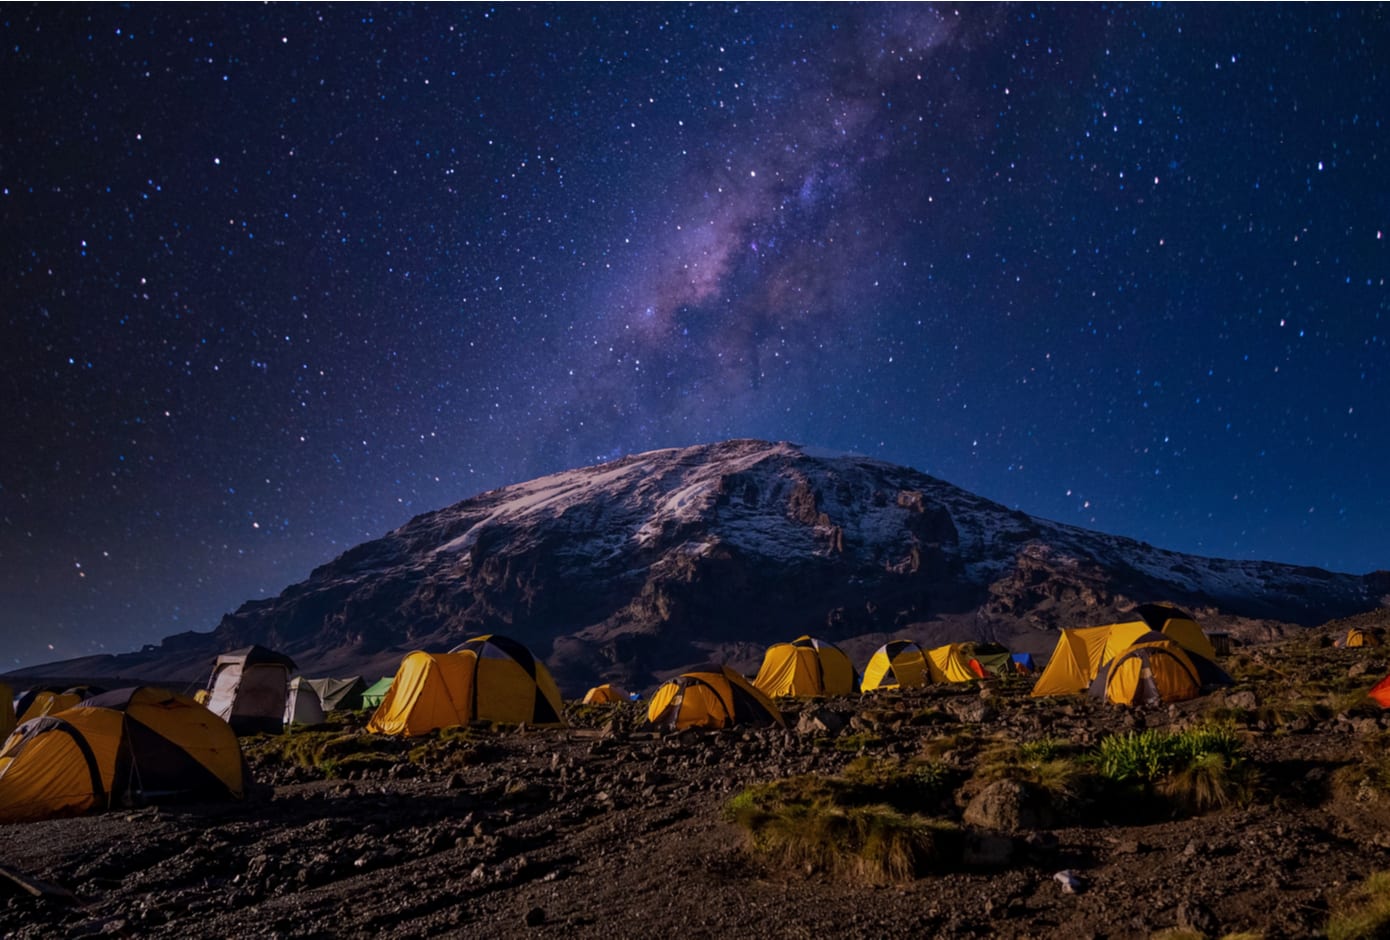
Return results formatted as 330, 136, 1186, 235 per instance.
3, 4, 1387, 670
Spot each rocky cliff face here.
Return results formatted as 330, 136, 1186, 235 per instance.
15, 440, 1384, 692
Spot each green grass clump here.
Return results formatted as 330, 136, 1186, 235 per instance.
1092, 723, 1256, 814
725, 774, 960, 883
834, 731, 885, 752
1327, 871, 1390, 940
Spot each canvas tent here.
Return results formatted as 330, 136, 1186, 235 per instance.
965, 643, 1015, 679
205, 645, 296, 735
0, 686, 245, 824
367, 635, 565, 736
1010, 653, 1037, 675
646, 665, 784, 731
928, 643, 979, 683
861, 640, 929, 692
1032, 612, 1218, 698
1089, 634, 1206, 706
1336, 627, 1381, 649
1134, 603, 1219, 660
752, 635, 858, 698
283, 677, 327, 727
1368, 674, 1390, 709
14, 688, 86, 725
301, 676, 368, 711
581, 683, 629, 705
361, 676, 394, 709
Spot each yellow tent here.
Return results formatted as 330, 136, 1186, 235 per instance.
582, 683, 629, 705
1337, 627, 1381, 649
926, 643, 979, 683
367, 635, 564, 736
647, 665, 784, 731
1032, 625, 1124, 697
1089, 636, 1202, 706
1135, 603, 1219, 660
0, 686, 245, 824
14, 689, 84, 725
861, 640, 929, 692
752, 636, 858, 698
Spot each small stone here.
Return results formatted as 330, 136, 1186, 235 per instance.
524, 906, 546, 927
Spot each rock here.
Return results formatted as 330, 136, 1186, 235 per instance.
1224, 689, 1258, 709
1177, 899, 1218, 936
963, 780, 1051, 831
796, 706, 847, 736
945, 697, 998, 724
1348, 661, 1373, 678
1053, 870, 1085, 894
524, 907, 546, 928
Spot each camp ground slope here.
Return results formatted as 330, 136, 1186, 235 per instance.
9, 440, 1385, 693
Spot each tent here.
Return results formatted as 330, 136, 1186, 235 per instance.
205, 645, 296, 735
581, 683, 629, 705
752, 635, 858, 698
1010, 653, 1037, 675
0, 686, 246, 824
301, 676, 368, 711
0, 681, 12, 742
1337, 627, 1381, 649
1031, 618, 1201, 698
646, 665, 784, 731
965, 643, 1015, 679
1089, 632, 1232, 707
927, 643, 979, 683
14, 688, 85, 725
284, 677, 327, 727
1134, 603, 1219, 660
367, 635, 565, 736
861, 640, 929, 691
1369, 674, 1390, 709
360, 676, 394, 709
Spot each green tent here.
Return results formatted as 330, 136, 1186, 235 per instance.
360, 676, 394, 709
302, 676, 367, 711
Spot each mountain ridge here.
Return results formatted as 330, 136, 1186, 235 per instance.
8, 440, 1386, 693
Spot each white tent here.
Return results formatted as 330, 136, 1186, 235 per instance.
206, 645, 296, 735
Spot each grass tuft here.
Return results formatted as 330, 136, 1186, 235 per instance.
1327, 870, 1390, 940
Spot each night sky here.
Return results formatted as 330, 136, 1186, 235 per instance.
3, 5, 1387, 670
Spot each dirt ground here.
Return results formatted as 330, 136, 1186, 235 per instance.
4, 634, 1390, 939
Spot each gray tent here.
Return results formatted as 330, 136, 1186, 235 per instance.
206, 645, 296, 735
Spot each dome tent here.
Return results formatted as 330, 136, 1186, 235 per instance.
752, 635, 858, 698
1088, 632, 1232, 707
205, 645, 296, 736
367, 634, 565, 736
581, 683, 630, 705
646, 665, 784, 731
0, 686, 246, 824
861, 640, 929, 692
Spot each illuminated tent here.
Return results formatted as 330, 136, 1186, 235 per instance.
1031, 616, 1208, 698
752, 636, 858, 698
861, 640, 930, 692
646, 665, 784, 731
1337, 627, 1381, 649
927, 643, 979, 683
1368, 674, 1390, 709
1135, 603, 1219, 660
1088, 632, 1232, 707
581, 683, 629, 705
367, 635, 565, 736
205, 645, 296, 736
0, 686, 246, 824
14, 688, 86, 725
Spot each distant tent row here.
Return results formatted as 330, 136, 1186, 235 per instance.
861, 640, 978, 692
1032, 605, 1230, 705
0, 687, 245, 824
648, 665, 784, 731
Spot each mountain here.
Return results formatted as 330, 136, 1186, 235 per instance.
9, 440, 1387, 693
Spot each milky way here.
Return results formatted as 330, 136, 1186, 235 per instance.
2, 5, 1386, 668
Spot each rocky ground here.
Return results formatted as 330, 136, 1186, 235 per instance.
5, 617, 1390, 939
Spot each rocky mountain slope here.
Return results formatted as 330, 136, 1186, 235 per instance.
10, 440, 1386, 693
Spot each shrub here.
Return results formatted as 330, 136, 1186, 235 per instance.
725, 774, 960, 882
1092, 723, 1256, 814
